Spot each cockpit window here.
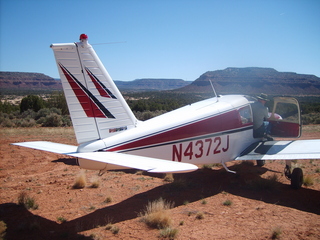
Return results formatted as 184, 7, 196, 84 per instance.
238, 105, 252, 125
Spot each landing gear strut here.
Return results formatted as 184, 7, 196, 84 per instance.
284, 160, 303, 189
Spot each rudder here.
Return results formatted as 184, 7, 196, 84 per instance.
50, 34, 137, 144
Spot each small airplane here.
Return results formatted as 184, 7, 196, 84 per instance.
13, 34, 320, 189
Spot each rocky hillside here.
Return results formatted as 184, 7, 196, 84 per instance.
0, 72, 62, 91
0, 72, 190, 92
1, 68, 320, 95
178, 67, 320, 95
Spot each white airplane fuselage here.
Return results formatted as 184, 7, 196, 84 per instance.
78, 94, 257, 168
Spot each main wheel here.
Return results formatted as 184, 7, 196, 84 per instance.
291, 168, 303, 189
256, 160, 265, 167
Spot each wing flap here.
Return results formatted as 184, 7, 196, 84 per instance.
236, 140, 320, 161
12, 141, 198, 173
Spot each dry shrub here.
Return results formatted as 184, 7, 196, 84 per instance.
104, 196, 112, 204
105, 223, 120, 234
18, 191, 28, 205
18, 191, 38, 210
135, 170, 144, 175
159, 227, 178, 239
303, 175, 314, 187
90, 176, 100, 188
73, 171, 86, 189
195, 211, 205, 219
223, 199, 232, 206
271, 226, 282, 239
0, 221, 7, 239
139, 198, 174, 229
57, 216, 67, 223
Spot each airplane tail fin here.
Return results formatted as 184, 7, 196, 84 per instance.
50, 34, 137, 144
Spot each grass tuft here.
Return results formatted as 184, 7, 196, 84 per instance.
159, 227, 178, 239
0, 221, 7, 239
195, 211, 205, 219
271, 226, 282, 239
139, 198, 174, 229
105, 224, 120, 234
90, 176, 100, 188
18, 191, 38, 210
73, 171, 86, 189
135, 170, 144, 175
303, 175, 314, 187
223, 199, 232, 206
57, 216, 67, 223
104, 196, 112, 204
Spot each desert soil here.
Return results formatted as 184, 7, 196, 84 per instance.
0, 126, 319, 240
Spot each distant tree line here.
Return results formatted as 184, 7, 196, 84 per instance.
1, 92, 320, 127
300, 101, 320, 125
0, 92, 71, 127
126, 91, 204, 111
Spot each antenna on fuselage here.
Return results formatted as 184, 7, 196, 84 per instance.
209, 80, 219, 102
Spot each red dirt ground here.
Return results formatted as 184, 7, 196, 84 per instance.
0, 126, 319, 240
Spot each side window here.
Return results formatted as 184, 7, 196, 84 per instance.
238, 105, 252, 125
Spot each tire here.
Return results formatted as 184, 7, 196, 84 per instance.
256, 160, 265, 167
291, 168, 303, 189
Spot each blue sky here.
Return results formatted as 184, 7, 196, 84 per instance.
1, 0, 319, 81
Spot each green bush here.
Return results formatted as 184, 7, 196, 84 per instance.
41, 113, 62, 127
0, 114, 15, 127
15, 118, 37, 127
20, 109, 36, 119
0, 100, 19, 113
20, 95, 45, 113
0, 106, 72, 128
301, 113, 320, 125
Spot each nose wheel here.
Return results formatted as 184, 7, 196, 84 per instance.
284, 162, 303, 189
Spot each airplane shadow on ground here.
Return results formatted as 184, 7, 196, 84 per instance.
1, 161, 319, 240
52, 157, 78, 166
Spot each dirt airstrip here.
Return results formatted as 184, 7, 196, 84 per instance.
0, 126, 319, 240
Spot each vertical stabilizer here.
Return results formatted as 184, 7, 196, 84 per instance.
50, 34, 137, 144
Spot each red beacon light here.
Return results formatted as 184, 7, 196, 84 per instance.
79, 34, 88, 41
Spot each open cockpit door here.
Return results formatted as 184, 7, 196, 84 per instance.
268, 97, 301, 138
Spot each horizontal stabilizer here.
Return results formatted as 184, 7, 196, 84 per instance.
12, 141, 198, 173
236, 139, 320, 161
12, 141, 78, 154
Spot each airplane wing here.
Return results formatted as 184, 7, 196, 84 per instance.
70, 152, 198, 173
12, 141, 198, 173
236, 139, 320, 161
